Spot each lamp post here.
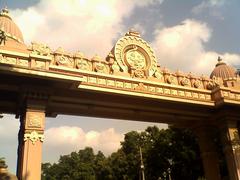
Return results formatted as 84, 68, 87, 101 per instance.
139, 147, 145, 180
167, 168, 172, 180
168, 158, 173, 180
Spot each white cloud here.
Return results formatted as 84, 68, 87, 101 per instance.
192, 0, 225, 20
192, 0, 225, 13
0, 115, 19, 173
43, 126, 123, 162
0, 114, 19, 143
151, 19, 240, 75
11, 0, 163, 57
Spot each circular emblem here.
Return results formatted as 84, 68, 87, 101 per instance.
114, 34, 158, 77
125, 48, 146, 70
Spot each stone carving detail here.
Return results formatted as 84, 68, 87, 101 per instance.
24, 131, 44, 145
27, 113, 43, 128
111, 61, 120, 73
154, 66, 164, 81
30, 42, 51, 56
193, 80, 201, 88
126, 45, 146, 70
76, 59, 91, 71
0, 30, 6, 45
206, 81, 215, 90
18, 59, 29, 67
166, 75, 174, 84
94, 62, 108, 73
56, 55, 74, 67
54, 47, 74, 68
134, 69, 145, 78
0, 55, 16, 65
107, 52, 120, 74
35, 61, 45, 69
181, 77, 190, 86
134, 83, 147, 91
92, 55, 109, 74
75, 52, 92, 71
114, 30, 158, 78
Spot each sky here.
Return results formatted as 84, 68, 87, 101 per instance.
0, 0, 240, 173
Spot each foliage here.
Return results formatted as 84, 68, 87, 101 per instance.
42, 127, 206, 180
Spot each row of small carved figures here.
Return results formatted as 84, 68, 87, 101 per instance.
27, 44, 225, 90
51, 53, 221, 90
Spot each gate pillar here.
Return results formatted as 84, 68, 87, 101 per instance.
220, 121, 240, 180
17, 105, 45, 180
194, 126, 221, 180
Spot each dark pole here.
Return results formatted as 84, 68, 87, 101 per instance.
139, 147, 145, 180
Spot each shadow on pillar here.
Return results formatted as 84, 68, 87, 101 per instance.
193, 126, 228, 180
220, 121, 240, 180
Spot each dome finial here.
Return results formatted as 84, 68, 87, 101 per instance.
0, 6, 11, 19
210, 57, 237, 79
218, 56, 222, 62
216, 56, 225, 67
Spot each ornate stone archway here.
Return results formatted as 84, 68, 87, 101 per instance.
0, 8, 240, 180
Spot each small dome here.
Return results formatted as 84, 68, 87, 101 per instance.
210, 57, 237, 79
0, 7, 24, 43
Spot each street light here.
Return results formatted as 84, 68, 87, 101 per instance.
167, 168, 172, 180
139, 147, 145, 180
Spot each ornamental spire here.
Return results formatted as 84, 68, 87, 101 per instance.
125, 28, 141, 37
216, 56, 226, 67
0, 7, 11, 19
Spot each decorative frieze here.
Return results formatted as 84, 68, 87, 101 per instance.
107, 80, 115, 86
35, 60, 45, 69
17, 59, 29, 67
2, 29, 239, 106
0, 55, 16, 64
80, 73, 213, 104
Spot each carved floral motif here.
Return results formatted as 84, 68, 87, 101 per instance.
181, 77, 190, 86
24, 131, 44, 145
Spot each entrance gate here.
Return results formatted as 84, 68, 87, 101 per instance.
0, 8, 240, 180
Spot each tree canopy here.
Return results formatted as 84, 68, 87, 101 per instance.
41, 126, 206, 180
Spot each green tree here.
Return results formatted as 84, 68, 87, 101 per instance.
43, 127, 223, 180
117, 126, 205, 180
42, 147, 97, 180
